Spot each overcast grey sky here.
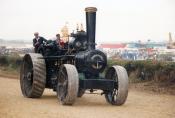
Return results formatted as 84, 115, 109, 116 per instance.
0, 0, 175, 43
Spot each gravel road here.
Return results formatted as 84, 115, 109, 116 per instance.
0, 77, 174, 118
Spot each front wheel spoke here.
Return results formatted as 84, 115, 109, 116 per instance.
113, 89, 117, 95
111, 89, 117, 102
60, 73, 64, 79
63, 80, 67, 86
60, 88, 66, 99
60, 70, 65, 77
113, 72, 118, 82
59, 72, 66, 81
58, 81, 67, 100
62, 85, 67, 93
108, 92, 113, 102
59, 87, 64, 96
57, 83, 62, 87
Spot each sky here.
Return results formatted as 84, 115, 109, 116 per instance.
0, 0, 175, 43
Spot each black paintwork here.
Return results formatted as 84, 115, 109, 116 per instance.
36, 7, 115, 93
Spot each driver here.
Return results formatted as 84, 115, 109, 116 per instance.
33, 32, 47, 53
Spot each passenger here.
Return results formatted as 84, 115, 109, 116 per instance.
33, 32, 47, 53
55, 34, 64, 49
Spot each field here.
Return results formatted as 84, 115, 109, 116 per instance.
0, 77, 175, 118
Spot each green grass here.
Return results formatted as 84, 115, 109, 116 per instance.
0, 55, 21, 79
107, 59, 175, 82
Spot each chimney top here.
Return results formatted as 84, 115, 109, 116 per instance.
85, 7, 97, 12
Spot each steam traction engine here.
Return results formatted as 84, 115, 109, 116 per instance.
20, 7, 128, 105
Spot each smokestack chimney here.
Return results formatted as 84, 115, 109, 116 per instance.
85, 7, 97, 50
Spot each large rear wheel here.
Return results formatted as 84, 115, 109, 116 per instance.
105, 65, 128, 105
57, 64, 79, 105
20, 53, 46, 98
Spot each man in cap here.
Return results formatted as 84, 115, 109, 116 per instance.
33, 32, 47, 53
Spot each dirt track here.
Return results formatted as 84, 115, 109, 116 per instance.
0, 77, 175, 118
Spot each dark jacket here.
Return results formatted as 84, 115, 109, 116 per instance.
33, 36, 47, 47
33, 36, 47, 52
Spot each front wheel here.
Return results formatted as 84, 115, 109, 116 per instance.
105, 65, 128, 105
57, 64, 79, 105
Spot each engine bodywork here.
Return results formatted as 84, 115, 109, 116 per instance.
20, 7, 128, 105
